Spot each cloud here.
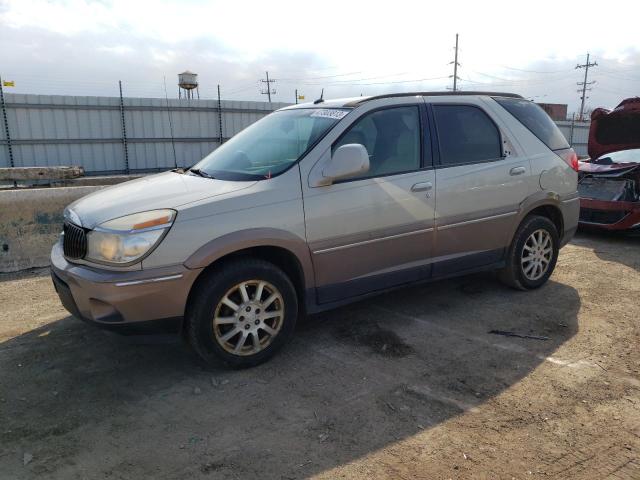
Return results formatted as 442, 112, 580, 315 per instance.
1, 0, 639, 114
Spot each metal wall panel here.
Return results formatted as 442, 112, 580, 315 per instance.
4, 94, 592, 170
1, 93, 289, 174
556, 120, 591, 157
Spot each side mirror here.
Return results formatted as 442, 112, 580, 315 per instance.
322, 144, 370, 184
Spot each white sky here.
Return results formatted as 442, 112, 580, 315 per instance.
1, 0, 639, 114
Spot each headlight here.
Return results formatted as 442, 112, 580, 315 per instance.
85, 209, 176, 265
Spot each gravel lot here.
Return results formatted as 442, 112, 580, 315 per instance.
1, 231, 639, 479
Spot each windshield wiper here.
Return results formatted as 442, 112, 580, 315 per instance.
188, 168, 215, 179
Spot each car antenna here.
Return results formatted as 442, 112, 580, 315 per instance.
313, 88, 324, 104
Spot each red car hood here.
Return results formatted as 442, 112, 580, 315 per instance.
588, 97, 640, 159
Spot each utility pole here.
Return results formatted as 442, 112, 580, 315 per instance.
260, 71, 276, 103
450, 33, 461, 91
576, 53, 597, 121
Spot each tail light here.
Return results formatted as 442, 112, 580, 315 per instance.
557, 148, 579, 172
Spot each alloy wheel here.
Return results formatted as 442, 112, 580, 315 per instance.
212, 280, 285, 356
521, 229, 553, 281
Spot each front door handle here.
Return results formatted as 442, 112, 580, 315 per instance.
411, 181, 433, 192
510, 166, 526, 176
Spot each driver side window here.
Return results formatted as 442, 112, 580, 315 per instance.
333, 106, 421, 180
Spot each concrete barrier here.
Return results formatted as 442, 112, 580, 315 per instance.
0, 166, 85, 181
0, 186, 104, 272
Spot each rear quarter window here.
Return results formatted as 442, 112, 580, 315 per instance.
494, 97, 569, 151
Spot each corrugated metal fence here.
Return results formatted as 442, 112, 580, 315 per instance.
555, 119, 591, 157
0, 94, 289, 174
0, 93, 592, 173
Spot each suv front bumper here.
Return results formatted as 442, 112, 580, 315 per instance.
50, 241, 202, 332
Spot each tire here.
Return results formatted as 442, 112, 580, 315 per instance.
186, 258, 298, 368
499, 215, 559, 291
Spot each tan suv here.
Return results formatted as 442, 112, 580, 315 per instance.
51, 92, 579, 367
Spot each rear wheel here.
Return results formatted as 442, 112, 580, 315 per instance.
186, 258, 298, 367
499, 215, 559, 290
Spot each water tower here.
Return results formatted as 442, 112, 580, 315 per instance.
178, 71, 199, 99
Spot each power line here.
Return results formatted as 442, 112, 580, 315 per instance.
597, 59, 640, 71
281, 71, 410, 84
595, 70, 640, 82
499, 65, 572, 74
576, 53, 597, 121
278, 75, 449, 87
460, 74, 576, 88
277, 71, 362, 81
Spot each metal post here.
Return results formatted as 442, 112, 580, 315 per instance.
217, 85, 224, 145
118, 80, 129, 174
0, 76, 15, 170
163, 76, 178, 169
569, 113, 575, 147
295, 89, 298, 104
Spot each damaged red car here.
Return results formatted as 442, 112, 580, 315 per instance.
578, 97, 640, 231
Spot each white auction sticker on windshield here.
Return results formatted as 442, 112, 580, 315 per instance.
310, 109, 349, 120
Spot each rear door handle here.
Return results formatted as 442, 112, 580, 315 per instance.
411, 181, 433, 192
509, 166, 526, 176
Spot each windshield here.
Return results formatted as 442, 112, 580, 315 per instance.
191, 108, 350, 180
595, 148, 640, 164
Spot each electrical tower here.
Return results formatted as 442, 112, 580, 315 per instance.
576, 53, 597, 121
260, 71, 276, 103
449, 33, 461, 91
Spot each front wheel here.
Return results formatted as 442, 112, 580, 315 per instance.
186, 258, 298, 368
499, 215, 559, 290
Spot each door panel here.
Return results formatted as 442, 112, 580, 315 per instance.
433, 158, 527, 275
429, 101, 530, 275
302, 101, 437, 303
305, 170, 436, 303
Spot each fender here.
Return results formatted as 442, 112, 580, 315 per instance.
512, 190, 578, 244
183, 228, 315, 289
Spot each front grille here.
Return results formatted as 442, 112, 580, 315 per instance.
63, 222, 87, 259
579, 208, 629, 225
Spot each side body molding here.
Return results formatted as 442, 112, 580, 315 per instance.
183, 228, 316, 289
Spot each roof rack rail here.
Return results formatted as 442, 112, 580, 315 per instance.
343, 91, 523, 107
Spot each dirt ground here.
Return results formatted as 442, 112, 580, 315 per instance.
1, 231, 639, 479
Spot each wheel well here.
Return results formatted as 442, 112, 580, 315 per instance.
526, 205, 564, 237
184, 246, 306, 329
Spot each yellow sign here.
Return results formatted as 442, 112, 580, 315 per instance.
2, 80, 15, 87
297, 95, 305, 100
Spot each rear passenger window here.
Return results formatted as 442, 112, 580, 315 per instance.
433, 105, 502, 166
494, 97, 569, 151
334, 106, 421, 179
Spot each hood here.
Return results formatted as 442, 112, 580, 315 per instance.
578, 161, 640, 175
588, 97, 640, 159
67, 171, 255, 228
